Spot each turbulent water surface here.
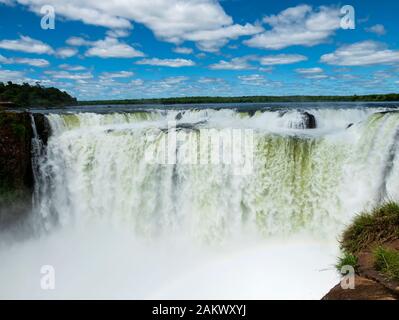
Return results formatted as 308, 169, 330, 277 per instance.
1, 103, 399, 299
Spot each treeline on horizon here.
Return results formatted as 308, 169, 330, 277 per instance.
81, 93, 399, 105
1, 82, 399, 108
0, 82, 77, 108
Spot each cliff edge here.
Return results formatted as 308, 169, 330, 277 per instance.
323, 203, 399, 300
0, 111, 33, 227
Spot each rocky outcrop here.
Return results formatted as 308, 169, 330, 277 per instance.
300, 112, 317, 129
323, 239, 399, 300
0, 111, 34, 228
0, 102, 17, 110
33, 114, 51, 145
280, 111, 317, 129
323, 276, 398, 300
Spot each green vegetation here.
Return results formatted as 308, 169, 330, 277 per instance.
336, 252, 358, 272
0, 112, 27, 140
80, 93, 399, 105
336, 201, 399, 281
0, 82, 77, 107
1, 82, 398, 107
374, 246, 399, 281
341, 202, 399, 254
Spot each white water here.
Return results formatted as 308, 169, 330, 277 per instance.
1, 106, 399, 299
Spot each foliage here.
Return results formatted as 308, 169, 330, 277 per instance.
79, 94, 399, 105
341, 202, 399, 254
374, 246, 399, 281
0, 81, 77, 107
336, 252, 358, 272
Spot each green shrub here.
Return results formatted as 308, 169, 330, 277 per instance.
341, 202, 399, 254
336, 252, 358, 272
374, 246, 399, 281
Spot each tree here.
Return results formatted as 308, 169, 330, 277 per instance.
0, 82, 77, 107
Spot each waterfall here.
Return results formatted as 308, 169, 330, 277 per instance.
33, 107, 399, 241
30, 115, 43, 213
2, 106, 399, 299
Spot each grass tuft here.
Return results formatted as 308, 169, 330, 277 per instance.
374, 246, 399, 281
336, 252, 358, 272
341, 201, 399, 254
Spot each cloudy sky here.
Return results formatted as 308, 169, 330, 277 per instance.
0, 0, 398, 100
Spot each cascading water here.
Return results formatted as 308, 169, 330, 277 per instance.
35, 108, 399, 238
1, 106, 399, 299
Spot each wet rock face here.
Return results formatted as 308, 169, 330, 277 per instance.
322, 275, 398, 300
301, 112, 317, 129
33, 114, 51, 145
280, 111, 317, 129
175, 112, 183, 121
0, 111, 33, 227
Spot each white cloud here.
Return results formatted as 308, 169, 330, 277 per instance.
237, 74, 282, 87
210, 54, 306, 70
100, 71, 134, 79
304, 74, 328, 79
56, 47, 78, 58
13, 1, 131, 29
66, 37, 90, 46
5, 0, 261, 51
295, 67, 324, 74
0, 68, 25, 82
0, 35, 54, 54
321, 41, 399, 66
258, 66, 273, 73
106, 29, 131, 38
209, 57, 254, 70
0, 35, 79, 59
173, 47, 193, 55
296, 67, 328, 80
238, 74, 267, 85
245, 5, 341, 50
136, 58, 195, 67
161, 76, 188, 85
184, 23, 263, 52
365, 24, 386, 36
0, 54, 49, 67
131, 79, 144, 86
59, 64, 86, 71
295, 67, 330, 80
197, 77, 225, 84
260, 54, 307, 65
85, 37, 144, 58
45, 70, 94, 80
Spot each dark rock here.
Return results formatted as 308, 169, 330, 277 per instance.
0, 102, 17, 110
0, 111, 34, 228
247, 110, 256, 117
281, 111, 317, 129
324, 239, 399, 300
33, 114, 51, 145
301, 112, 317, 129
347, 123, 354, 129
376, 110, 399, 115
322, 276, 398, 300
160, 120, 206, 133
175, 112, 183, 121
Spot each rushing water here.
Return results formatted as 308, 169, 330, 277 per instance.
1, 103, 399, 299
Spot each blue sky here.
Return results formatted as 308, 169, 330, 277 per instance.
0, 0, 399, 100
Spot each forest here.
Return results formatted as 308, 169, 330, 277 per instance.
80, 94, 399, 105
0, 82, 77, 108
